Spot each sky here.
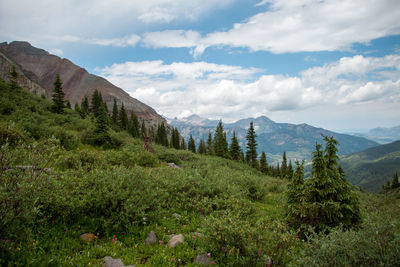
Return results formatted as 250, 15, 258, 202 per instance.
1, 0, 400, 132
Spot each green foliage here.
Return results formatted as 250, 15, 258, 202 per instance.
111, 98, 119, 125
171, 127, 180, 149
155, 123, 168, 147
128, 111, 140, 138
206, 131, 213, 155
246, 121, 258, 169
188, 134, 196, 153
51, 74, 65, 114
90, 90, 104, 117
259, 151, 268, 174
80, 96, 90, 118
198, 139, 206, 154
230, 131, 241, 161
9, 65, 18, 90
213, 120, 229, 158
118, 103, 128, 130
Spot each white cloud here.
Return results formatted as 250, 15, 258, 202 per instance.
141, 0, 400, 56
49, 48, 63, 56
95, 54, 400, 121
143, 30, 201, 49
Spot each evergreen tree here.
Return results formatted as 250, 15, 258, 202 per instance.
9, 66, 18, 90
141, 121, 147, 137
181, 137, 187, 150
111, 98, 119, 125
198, 139, 206, 154
94, 104, 110, 146
281, 152, 288, 178
259, 151, 268, 174
246, 121, 258, 169
74, 103, 81, 114
286, 160, 305, 228
128, 111, 140, 138
294, 137, 361, 234
66, 101, 71, 109
90, 90, 103, 117
188, 134, 196, 153
171, 128, 180, 149
80, 96, 89, 118
156, 123, 168, 147
392, 172, 399, 189
118, 103, 128, 130
229, 131, 241, 161
51, 74, 65, 114
214, 120, 229, 158
287, 160, 294, 180
206, 131, 214, 155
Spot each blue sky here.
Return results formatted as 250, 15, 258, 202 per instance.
1, 0, 400, 132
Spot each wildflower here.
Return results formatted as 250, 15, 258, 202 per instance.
142, 217, 146, 221
222, 246, 225, 252
17, 247, 20, 251
296, 236, 299, 239
210, 261, 216, 265
178, 259, 181, 262
258, 249, 262, 256
192, 236, 196, 240
207, 253, 211, 257
159, 240, 163, 244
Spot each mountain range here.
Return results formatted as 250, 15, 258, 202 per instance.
169, 114, 379, 162
351, 125, 400, 144
0, 41, 168, 129
340, 140, 400, 192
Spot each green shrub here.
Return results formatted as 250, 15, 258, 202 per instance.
157, 151, 182, 164
0, 121, 27, 146
51, 126, 80, 150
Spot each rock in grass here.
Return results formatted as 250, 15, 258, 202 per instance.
195, 253, 210, 265
145, 230, 157, 245
172, 212, 181, 219
102, 256, 135, 267
80, 233, 96, 242
167, 163, 181, 168
167, 234, 184, 248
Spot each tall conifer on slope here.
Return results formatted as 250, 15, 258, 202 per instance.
246, 121, 258, 169
214, 120, 229, 158
281, 152, 288, 178
392, 172, 399, 189
51, 74, 65, 114
91, 90, 104, 117
206, 131, 213, 155
111, 98, 119, 125
230, 131, 241, 161
128, 111, 140, 138
198, 139, 206, 154
80, 96, 89, 118
119, 103, 129, 130
259, 151, 268, 174
188, 134, 196, 153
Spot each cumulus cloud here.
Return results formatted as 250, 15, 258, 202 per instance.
95, 54, 400, 121
0, 0, 234, 45
141, 0, 400, 56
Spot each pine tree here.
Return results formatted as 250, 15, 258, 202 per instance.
51, 74, 65, 114
74, 103, 81, 114
66, 101, 71, 109
286, 160, 305, 228
111, 98, 119, 125
188, 134, 196, 153
80, 96, 89, 118
214, 120, 229, 158
156, 123, 168, 147
246, 121, 258, 169
9, 66, 18, 90
128, 111, 140, 138
91, 90, 103, 117
281, 152, 288, 178
206, 131, 214, 155
288, 160, 294, 180
229, 131, 241, 161
181, 137, 187, 150
392, 172, 399, 189
141, 121, 147, 137
198, 140, 206, 154
259, 151, 268, 174
94, 104, 110, 146
118, 103, 128, 130
171, 128, 180, 149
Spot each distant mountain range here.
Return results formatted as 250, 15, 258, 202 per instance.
351, 125, 400, 144
169, 115, 379, 162
0, 41, 168, 129
340, 140, 400, 192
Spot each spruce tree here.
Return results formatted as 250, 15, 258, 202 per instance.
111, 98, 119, 125
206, 131, 214, 155
80, 96, 89, 118
229, 131, 241, 161
246, 121, 258, 169
171, 128, 180, 149
188, 134, 196, 153
128, 111, 140, 138
259, 151, 268, 174
66, 101, 71, 109
156, 123, 168, 147
181, 137, 187, 150
288, 160, 294, 180
281, 152, 288, 178
118, 103, 128, 130
94, 104, 110, 146
141, 121, 147, 137
391, 172, 399, 189
198, 140, 206, 154
214, 120, 229, 158
9, 66, 18, 90
51, 74, 65, 114
286, 160, 305, 228
91, 90, 103, 117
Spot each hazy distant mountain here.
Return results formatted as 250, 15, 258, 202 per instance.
340, 140, 400, 192
169, 115, 379, 162
352, 125, 400, 144
0, 41, 168, 128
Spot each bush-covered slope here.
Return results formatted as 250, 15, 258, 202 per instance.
340, 141, 400, 192
1, 79, 399, 266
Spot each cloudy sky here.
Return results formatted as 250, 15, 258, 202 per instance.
1, 0, 400, 132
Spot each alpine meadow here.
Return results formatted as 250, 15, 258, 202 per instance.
1, 0, 400, 266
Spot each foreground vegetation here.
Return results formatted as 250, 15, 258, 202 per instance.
1, 79, 399, 266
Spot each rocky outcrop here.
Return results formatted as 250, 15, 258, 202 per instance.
0, 41, 169, 129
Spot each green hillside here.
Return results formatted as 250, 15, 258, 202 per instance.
340, 141, 400, 192
1, 79, 399, 266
